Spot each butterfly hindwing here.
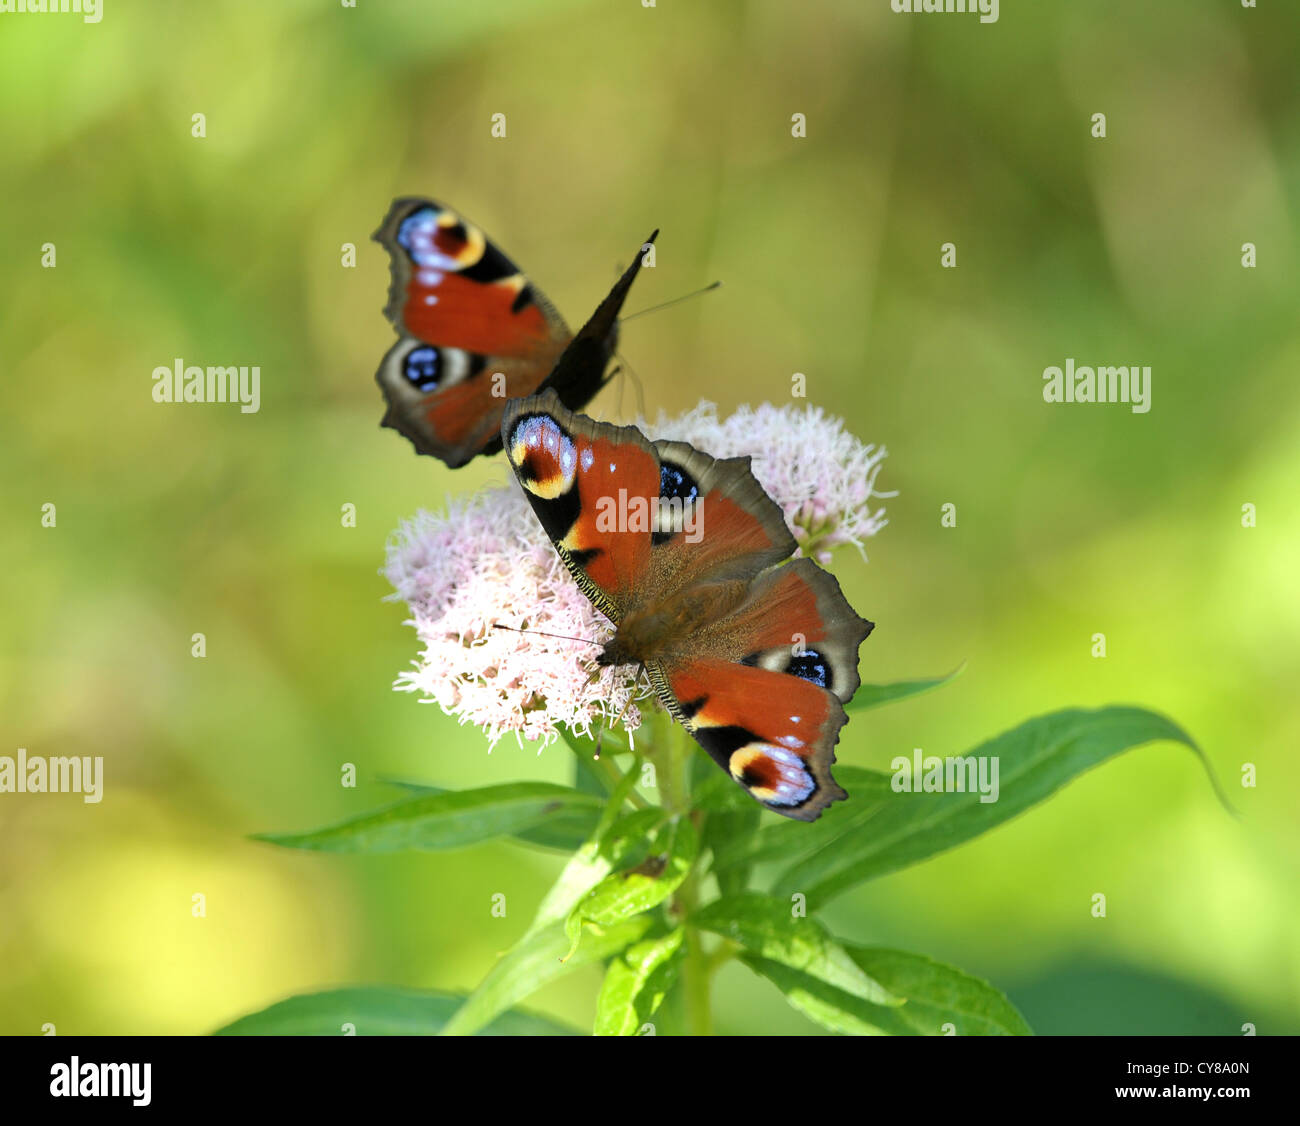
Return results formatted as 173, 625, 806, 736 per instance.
660, 658, 849, 821
655, 558, 873, 819
716, 557, 872, 707
502, 392, 874, 820
374, 198, 653, 468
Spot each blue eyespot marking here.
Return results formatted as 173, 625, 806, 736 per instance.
660, 461, 700, 503
403, 346, 440, 391
788, 649, 832, 690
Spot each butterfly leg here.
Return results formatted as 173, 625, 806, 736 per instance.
594, 661, 646, 760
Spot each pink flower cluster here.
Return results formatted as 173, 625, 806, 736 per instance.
384, 487, 646, 749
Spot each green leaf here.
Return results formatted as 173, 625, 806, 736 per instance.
254, 782, 602, 855
441, 916, 652, 1037
846, 947, 1032, 1036
214, 987, 580, 1036
774, 705, 1225, 906
692, 892, 897, 1006
743, 945, 1031, 1036
380, 779, 598, 851
564, 816, 697, 958
690, 768, 754, 813
845, 665, 964, 712
740, 956, 912, 1035
528, 807, 664, 938
702, 802, 762, 894
593, 928, 685, 1036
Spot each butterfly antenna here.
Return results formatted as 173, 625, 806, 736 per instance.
620, 281, 721, 322
493, 624, 601, 647
595, 663, 646, 761
611, 352, 648, 421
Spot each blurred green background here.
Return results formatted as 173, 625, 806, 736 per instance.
2, 0, 1297, 1036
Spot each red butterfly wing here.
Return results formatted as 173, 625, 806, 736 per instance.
662, 659, 848, 820
500, 392, 796, 613
657, 559, 872, 820
501, 390, 662, 617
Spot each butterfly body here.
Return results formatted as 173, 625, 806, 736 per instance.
502, 391, 874, 821
596, 578, 750, 670
373, 197, 654, 468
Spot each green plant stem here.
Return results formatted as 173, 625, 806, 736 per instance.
652, 713, 713, 1035
705, 939, 739, 975
675, 843, 715, 1036
594, 751, 650, 809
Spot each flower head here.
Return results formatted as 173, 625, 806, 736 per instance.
384, 487, 645, 749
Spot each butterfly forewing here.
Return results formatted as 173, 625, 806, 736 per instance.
501, 392, 661, 617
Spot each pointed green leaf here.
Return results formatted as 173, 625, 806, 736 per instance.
774, 706, 1225, 906
441, 916, 652, 1037
742, 944, 1031, 1036
254, 782, 602, 854
692, 893, 897, 1006
381, 779, 598, 851
740, 955, 912, 1035
594, 928, 686, 1036
564, 816, 697, 957
845, 946, 1032, 1035
846, 665, 964, 712
214, 987, 579, 1036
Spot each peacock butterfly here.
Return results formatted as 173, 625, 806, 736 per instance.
500, 390, 874, 821
373, 197, 656, 469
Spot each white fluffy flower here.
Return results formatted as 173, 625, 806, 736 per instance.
384, 487, 645, 749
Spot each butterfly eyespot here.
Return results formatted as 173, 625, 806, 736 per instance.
653, 461, 702, 544
730, 745, 815, 806
659, 461, 700, 503
397, 207, 439, 254
508, 414, 577, 500
397, 206, 479, 271
403, 346, 442, 392
787, 648, 832, 690
439, 218, 469, 243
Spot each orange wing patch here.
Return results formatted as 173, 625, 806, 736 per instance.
503, 393, 660, 610
402, 272, 555, 359
660, 658, 848, 821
